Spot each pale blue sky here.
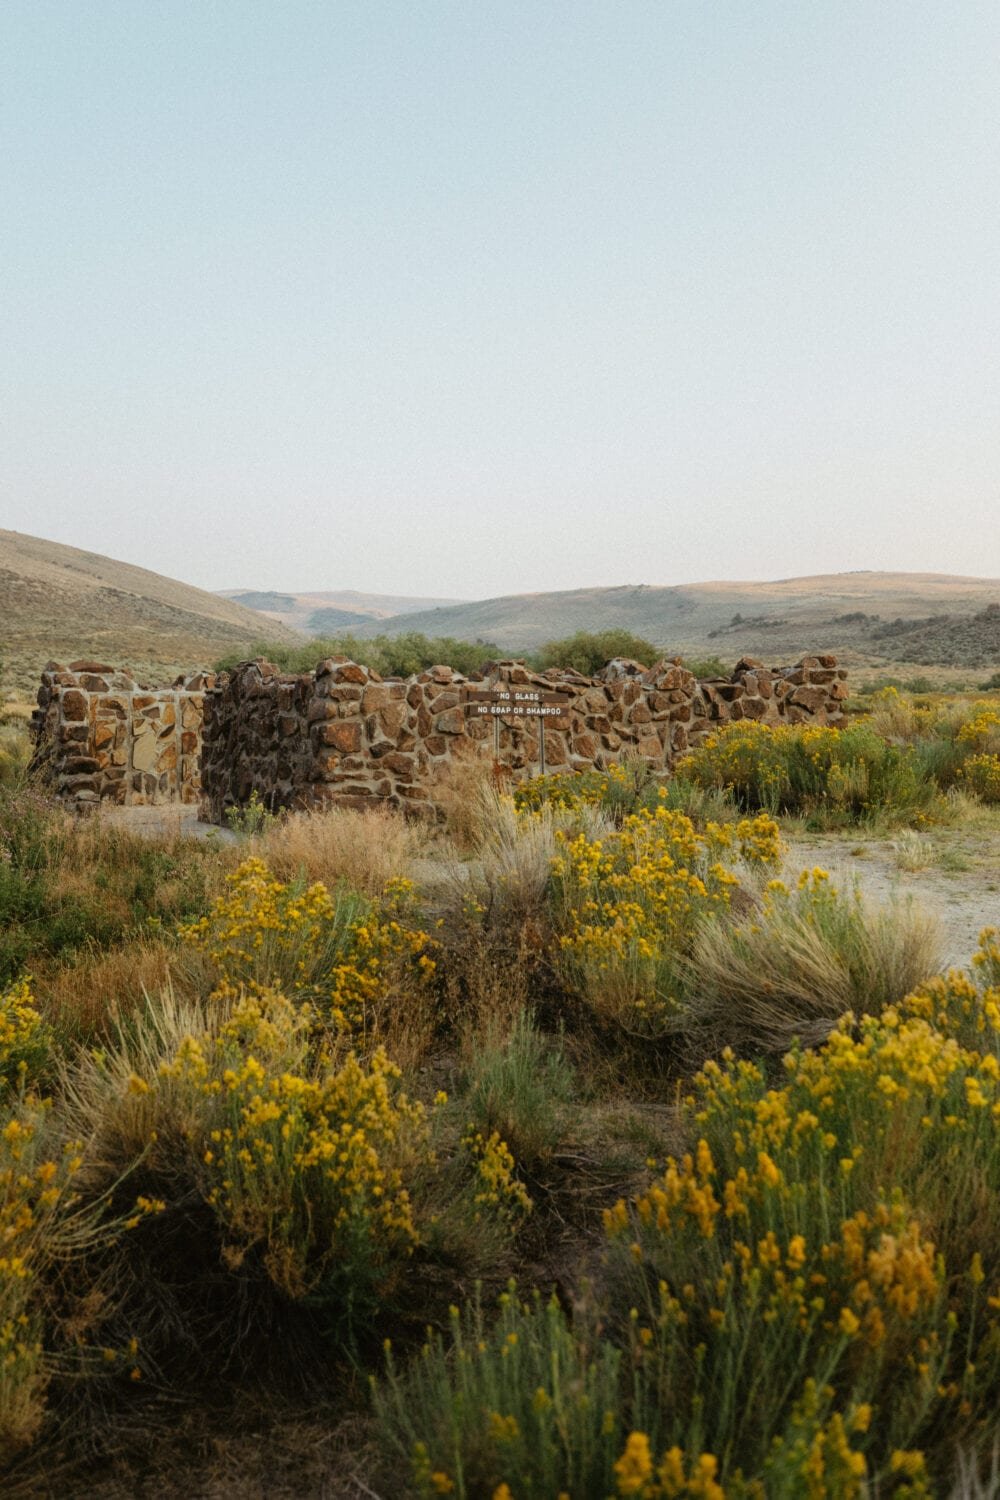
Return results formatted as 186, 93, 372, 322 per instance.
2, 2, 999, 597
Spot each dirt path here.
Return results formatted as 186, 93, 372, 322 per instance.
782, 820, 1000, 972
96, 805, 239, 845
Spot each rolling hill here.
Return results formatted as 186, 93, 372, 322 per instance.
1, 530, 302, 697
332, 572, 1000, 670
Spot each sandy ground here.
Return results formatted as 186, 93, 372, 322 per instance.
782, 820, 1000, 972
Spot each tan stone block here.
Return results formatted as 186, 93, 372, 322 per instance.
362, 683, 391, 714
379, 703, 407, 739
132, 728, 157, 771
434, 707, 465, 735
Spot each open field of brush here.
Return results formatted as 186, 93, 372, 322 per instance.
3, 688, 1000, 1496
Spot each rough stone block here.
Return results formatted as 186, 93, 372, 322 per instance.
434, 707, 465, 735
61, 690, 88, 722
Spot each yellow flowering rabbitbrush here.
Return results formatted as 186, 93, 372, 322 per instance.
0, 1099, 84, 1464
550, 803, 780, 1035
462, 1128, 533, 1225
160, 990, 433, 1307
604, 931, 1000, 1484
0, 979, 50, 1094
180, 857, 435, 1033
676, 720, 927, 821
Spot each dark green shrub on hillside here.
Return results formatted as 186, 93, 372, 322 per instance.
530, 630, 660, 676
681, 654, 729, 679
216, 632, 501, 678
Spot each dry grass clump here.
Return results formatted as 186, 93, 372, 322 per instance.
0, 722, 31, 789
892, 828, 936, 871
30, 937, 208, 1045
256, 803, 425, 896
425, 745, 504, 849
688, 869, 942, 1052
470, 788, 614, 925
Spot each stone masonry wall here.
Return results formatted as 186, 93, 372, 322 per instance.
30, 661, 212, 807
200, 653, 849, 822
30, 652, 848, 818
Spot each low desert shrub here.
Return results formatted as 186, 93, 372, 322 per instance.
515, 762, 739, 830
863, 691, 1000, 802
217, 632, 500, 679
0, 789, 219, 986
676, 720, 933, 824
531, 629, 659, 675
459, 1009, 575, 1173
550, 802, 782, 1037
373, 1290, 623, 1500
467, 792, 615, 927
602, 951, 1000, 1486
514, 761, 661, 825
180, 857, 435, 1035
258, 802, 424, 896
959, 753, 1000, 804
167, 999, 429, 1320
687, 869, 941, 1051
64, 988, 436, 1346
224, 788, 276, 837
0, 1096, 89, 1466
0, 979, 51, 1093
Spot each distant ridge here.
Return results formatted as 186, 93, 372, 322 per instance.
333, 571, 1000, 666
216, 587, 467, 635
1, 530, 301, 695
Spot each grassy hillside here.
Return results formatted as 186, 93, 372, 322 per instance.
342, 572, 1000, 671
0, 530, 302, 697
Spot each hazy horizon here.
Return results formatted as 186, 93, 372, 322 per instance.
4, 2, 999, 597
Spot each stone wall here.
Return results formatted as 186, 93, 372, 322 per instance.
199, 653, 848, 822
30, 661, 212, 807
31, 652, 848, 817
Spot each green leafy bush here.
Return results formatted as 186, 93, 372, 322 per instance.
215, 632, 501, 678
530, 630, 660, 676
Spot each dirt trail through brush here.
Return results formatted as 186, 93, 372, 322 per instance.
783, 823, 1000, 973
